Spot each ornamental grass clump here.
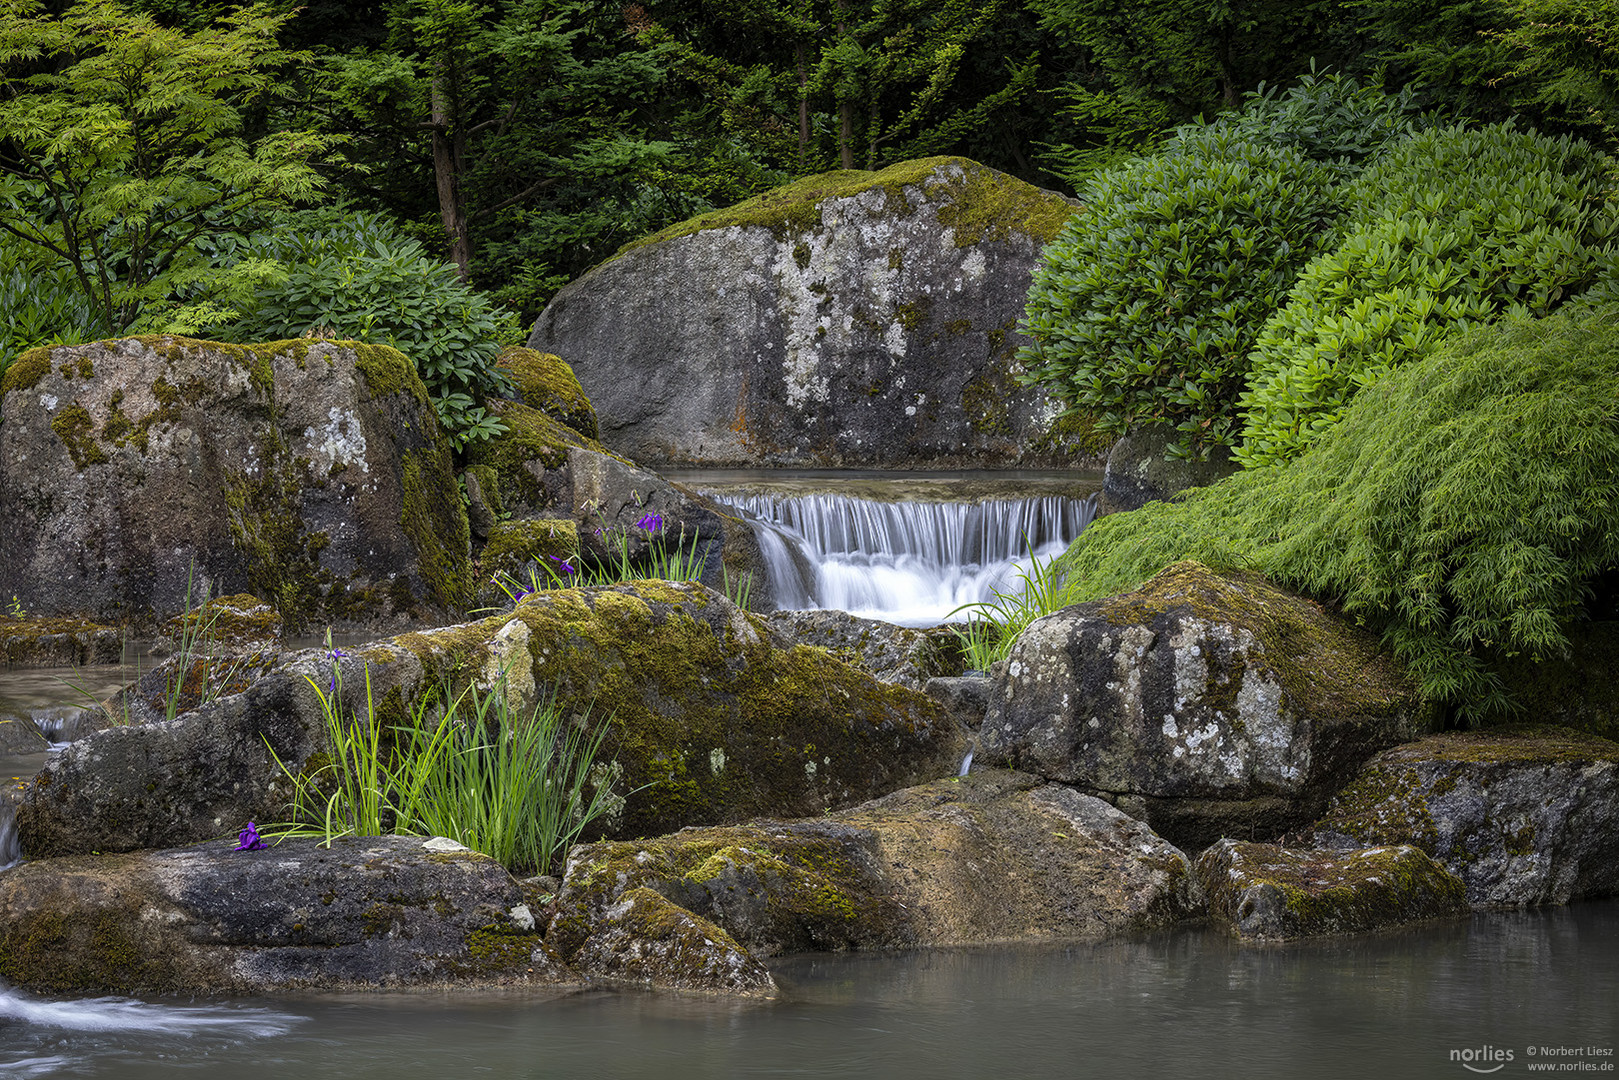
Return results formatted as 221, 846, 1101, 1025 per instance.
1052, 305, 1619, 723
272, 654, 619, 875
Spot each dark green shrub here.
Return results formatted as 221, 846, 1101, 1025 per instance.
1018, 127, 1340, 460
1019, 75, 1421, 461
0, 234, 108, 393
1056, 304, 1619, 722
1237, 123, 1618, 467
216, 208, 519, 445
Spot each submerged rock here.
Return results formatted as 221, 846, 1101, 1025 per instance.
1196, 839, 1469, 940
0, 836, 577, 993
549, 770, 1200, 958
529, 157, 1089, 469
0, 336, 470, 631
982, 562, 1426, 849
19, 582, 962, 855
1310, 727, 1619, 907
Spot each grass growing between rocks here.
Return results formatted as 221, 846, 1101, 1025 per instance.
270, 660, 619, 875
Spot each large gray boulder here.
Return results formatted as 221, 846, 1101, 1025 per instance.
0, 336, 471, 632
549, 770, 1201, 958
0, 836, 576, 993
19, 582, 964, 856
1310, 727, 1619, 907
528, 157, 1089, 469
982, 562, 1426, 849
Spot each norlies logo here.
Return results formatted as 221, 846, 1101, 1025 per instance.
1452, 1046, 1515, 1073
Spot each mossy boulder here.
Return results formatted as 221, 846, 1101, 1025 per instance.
982, 561, 1427, 850
466, 418, 771, 609
528, 156, 1092, 469
18, 581, 963, 855
1310, 726, 1619, 906
496, 346, 598, 439
0, 615, 123, 667
149, 593, 281, 656
549, 769, 1201, 957
0, 835, 578, 993
0, 336, 471, 632
761, 610, 968, 690
1196, 839, 1469, 939
387, 581, 965, 838
564, 886, 776, 996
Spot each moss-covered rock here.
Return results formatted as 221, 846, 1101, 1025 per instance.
761, 610, 968, 690
1196, 839, 1469, 939
0, 336, 471, 632
982, 561, 1427, 850
0, 836, 579, 993
1310, 726, 1619, 906
565, 886, 776, 996
496, 346, 598, 439
390, 581, 965, 839
528, 157, 1094, 470
150, 593, 281, 656
549, 770, 1201, 956
0, 615, 123, 668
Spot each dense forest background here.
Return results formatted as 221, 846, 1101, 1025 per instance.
6, 0, 1617, 330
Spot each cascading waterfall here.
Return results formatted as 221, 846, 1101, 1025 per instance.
705, 490, 1097, 626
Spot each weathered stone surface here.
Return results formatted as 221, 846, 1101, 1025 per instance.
0, 615, 123, 667
762, 610, 967, 690
19, 581, 962, 855
1310, 727, 1619, 907
1097, 425, 1240, 516
924, 675, 994, 730
549, 770, 1200, 956
16, 660, 324, 857
148, 593, 282, 657
1196, 839, 1469, 940
468, 437, 771, 610
566, 886, 777, 996
982, 562, 1426, 850
528, 157, 1091, 469
0, 336, 470, 632
0, 836, 578, 993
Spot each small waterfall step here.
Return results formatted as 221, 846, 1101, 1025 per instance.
703, 485, 1097, 626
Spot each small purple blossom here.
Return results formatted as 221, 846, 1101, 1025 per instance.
548, 555, 576, 575
234, 821, 267, 851
635, 512, 664, 534
326, 647, 347, 695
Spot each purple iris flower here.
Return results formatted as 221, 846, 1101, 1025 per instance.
327, 647, 347, 695
635, 512, 664, 533
548, 555, 576, 575
235, 821, 267, 851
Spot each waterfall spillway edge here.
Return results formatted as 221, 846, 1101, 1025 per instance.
705, 489, 1098, 626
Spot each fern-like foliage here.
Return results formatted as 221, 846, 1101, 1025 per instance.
1058, 305, 1619, 722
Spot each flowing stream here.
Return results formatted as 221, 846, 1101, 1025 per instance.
685, 471, 1101, 625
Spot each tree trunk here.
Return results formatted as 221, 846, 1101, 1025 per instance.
430, 60, 472, 281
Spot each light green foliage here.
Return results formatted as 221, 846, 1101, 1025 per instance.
273, 656, 618, 875
1019, 127, 1339, 460
1055, 305, 1619, 721
213, 208, 518, 445
0, 0, 339, 333
1237, 123, 1617, 466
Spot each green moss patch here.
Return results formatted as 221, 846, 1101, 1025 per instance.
613, 156, 1077, 259
496, 347, 598, 439
464, 399, 615, 509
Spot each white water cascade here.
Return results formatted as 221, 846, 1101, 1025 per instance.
706, 489, 1097, 626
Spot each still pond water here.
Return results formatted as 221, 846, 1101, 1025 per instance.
0, 901, 1613, 1079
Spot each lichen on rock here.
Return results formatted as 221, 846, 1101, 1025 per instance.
982, 561, 1426, 849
